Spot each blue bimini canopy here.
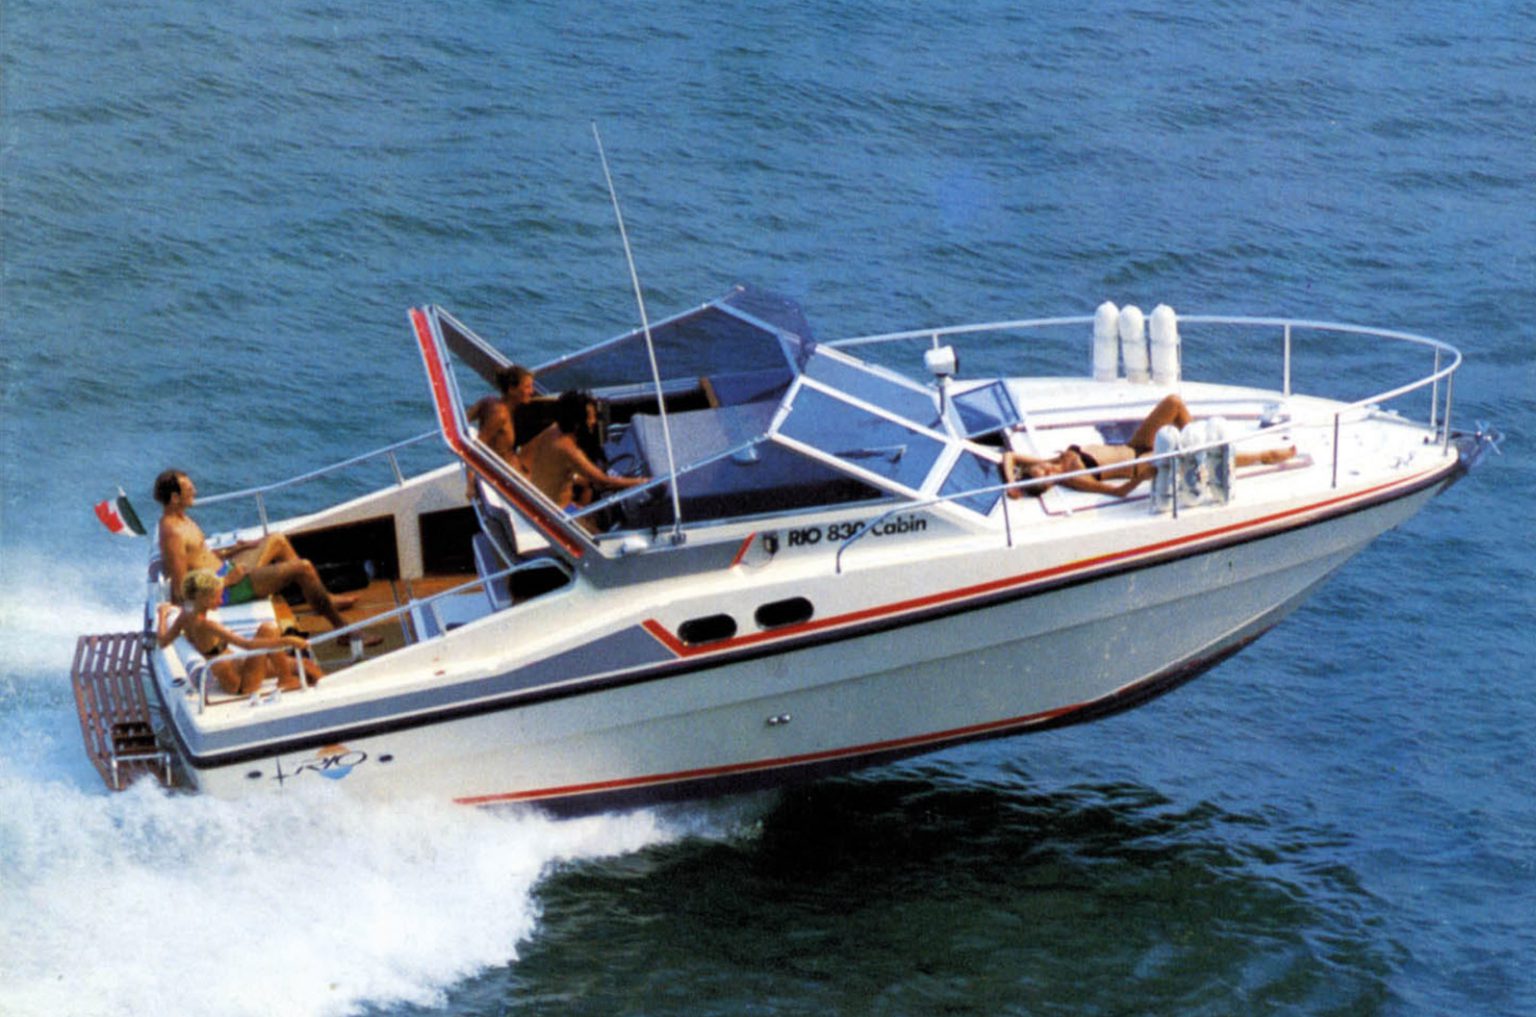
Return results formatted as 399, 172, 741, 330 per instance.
532, 284, 813, 396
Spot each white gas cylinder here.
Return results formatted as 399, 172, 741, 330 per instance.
1119, 305, 1149, 384
1093, 301, 1120, 381
1149, 304, 1181, 387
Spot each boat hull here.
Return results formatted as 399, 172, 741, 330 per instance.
175, 476, 1446, 812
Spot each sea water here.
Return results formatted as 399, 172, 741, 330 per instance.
3, 2, 1533, 1015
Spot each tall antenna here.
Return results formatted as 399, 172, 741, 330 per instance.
592, 122, 685, 544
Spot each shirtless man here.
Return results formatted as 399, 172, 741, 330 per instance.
519, 390, 648, 530
153, 469, 358, 633
467, 364, 535, 468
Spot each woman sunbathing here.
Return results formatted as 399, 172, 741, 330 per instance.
1002, 394, 1296, 498
156, 568, 324, 696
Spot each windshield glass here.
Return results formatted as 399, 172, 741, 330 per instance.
776, 385, 945, 493
800, 348, 938, 428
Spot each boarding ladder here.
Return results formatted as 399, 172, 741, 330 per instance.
70, 631, 176, 791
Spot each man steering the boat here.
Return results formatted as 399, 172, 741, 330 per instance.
520, 391, 649, 532
153, 469, 360, 635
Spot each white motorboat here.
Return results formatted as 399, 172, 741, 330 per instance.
72, 286, 1493, 811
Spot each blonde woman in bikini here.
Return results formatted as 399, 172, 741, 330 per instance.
156, 569, 323, 696
1002, 394, 1296, 498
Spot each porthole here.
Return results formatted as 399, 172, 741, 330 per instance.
755, 597, 814, 630
679, 614, 737, 646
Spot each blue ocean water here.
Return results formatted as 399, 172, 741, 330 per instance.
2, 2, 1533, 1015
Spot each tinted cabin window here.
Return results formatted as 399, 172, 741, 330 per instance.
755, 597, 814, 630
418, 507, 478, 574
291, 516, 399, 580
679, 614, 737, 646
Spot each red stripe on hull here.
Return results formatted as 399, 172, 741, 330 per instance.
729, 532, 758, 569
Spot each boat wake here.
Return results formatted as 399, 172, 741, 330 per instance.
0, 768, 702, 1016
0, 554, 736, 1017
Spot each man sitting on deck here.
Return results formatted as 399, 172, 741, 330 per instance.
153, 468, 361, 636
519, 391, 649, 532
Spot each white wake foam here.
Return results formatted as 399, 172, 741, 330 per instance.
0, 767, 688, 1017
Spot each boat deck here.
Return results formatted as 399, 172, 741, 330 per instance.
274, 572, 476, 668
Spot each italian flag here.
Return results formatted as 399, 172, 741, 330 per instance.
94, 487, 147, 537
